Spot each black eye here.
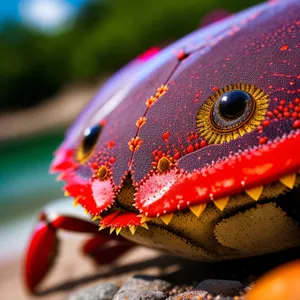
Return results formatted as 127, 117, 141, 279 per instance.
82, 125, 102, 154
212, 90, 254, 131
196, 84, 269, 144
77, 124, 102, 163
219, 90, 250, 119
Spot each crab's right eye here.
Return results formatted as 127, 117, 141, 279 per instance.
76, 124, 102, 163
196, 84, 269, 144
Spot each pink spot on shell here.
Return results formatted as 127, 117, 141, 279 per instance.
138, 46, 160, 62
280, 44, 289, 51
162, 131, 170, 141
186, 145, 194, 153
173, 152, 181, 160
108, 140, 115, 149
259, 137, 268, 145
136, 169, 179, 210
293, 120, 300, 129
200, 140, 207, 148
91, 180, 115, 210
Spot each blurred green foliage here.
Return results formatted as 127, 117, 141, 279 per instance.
0, 0, 262, 110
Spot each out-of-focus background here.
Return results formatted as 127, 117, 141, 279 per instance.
0, 0, 263, 298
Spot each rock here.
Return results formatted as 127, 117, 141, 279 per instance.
212, 296, 242, 300
166, 290, 208, 300
118, 275, 172, 292
196, 279, 245, 297
68, 283, 119, 300
113, 290, 167, 300
112, 275, 171, 300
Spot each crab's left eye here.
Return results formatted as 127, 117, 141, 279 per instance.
197, 83, 269, 144
76, 124, 102, 163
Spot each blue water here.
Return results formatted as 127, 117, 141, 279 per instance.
0, 131, 65, 225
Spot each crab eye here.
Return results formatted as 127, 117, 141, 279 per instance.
212, 90, 254, 131
76, 124, 102, 163
197, 84, 269, 144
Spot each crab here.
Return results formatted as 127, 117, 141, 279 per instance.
24, 0, 300, 294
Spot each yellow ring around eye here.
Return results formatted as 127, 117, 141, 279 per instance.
76, 143, 93, 164
196, 83, 269, 144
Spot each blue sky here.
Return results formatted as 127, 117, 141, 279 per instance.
0, 0, 88, 30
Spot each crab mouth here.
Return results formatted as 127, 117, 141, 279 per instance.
98, 174, 147, 234
98, 130, 300, 233
99, 173, 300, 237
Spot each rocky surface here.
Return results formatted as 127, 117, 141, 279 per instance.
166, 290, 209, 300
112, 275, 171, 300
195, 280, 245, 297
113, 290, 167, 300
68, 283, 119, 300
117, 275, 172, 293
67, 275, 247, 300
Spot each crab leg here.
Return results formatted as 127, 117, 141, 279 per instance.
82, 235, 134, 265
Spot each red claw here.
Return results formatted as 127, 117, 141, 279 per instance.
24, 220, 58, 293
24, 212, 135, 294
24, 213, 99, 293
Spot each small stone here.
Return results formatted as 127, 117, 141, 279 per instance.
196, 280, 245, 297
167, 284, 195, 297
68, 283, 119, 300
113, 290, 167, 300
118, 275, 172, 292
112, 275, 171, 300
213, 296, 241, 300
166, 290, 208, 300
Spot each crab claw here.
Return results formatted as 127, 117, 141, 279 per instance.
24, 213, 58, 294
24, 211, 99, 294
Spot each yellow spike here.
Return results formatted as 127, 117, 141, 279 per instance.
129, 225, 137, 235
83, 209, 89, 215
64, 191, 70, 196
116, 227, 122, 235
109, 227, 115, 234
160, 213, 174, 225
140, 216, 153, 223
279, 173, 296, 189
245, 186, 263, 201
140, 223, 149, 230
91, 215, 101, 222
73, 197, 80, 207
98, 225, 106, 231
189, 203, 207, 217
213, 197, 229, 211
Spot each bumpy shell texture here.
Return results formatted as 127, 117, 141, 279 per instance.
51, 0, 300, 260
